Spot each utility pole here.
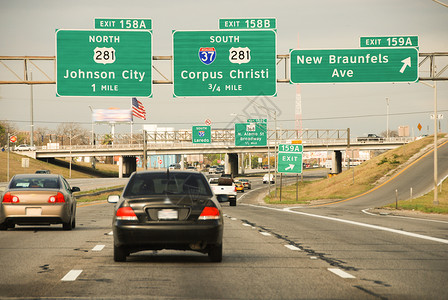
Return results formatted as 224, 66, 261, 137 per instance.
386, 97, 390, 139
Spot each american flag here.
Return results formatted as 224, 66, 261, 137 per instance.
132, 97, 146, 120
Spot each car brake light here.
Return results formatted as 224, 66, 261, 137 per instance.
198, 206, 220, 220
2, 192, 19, 203
48, 192, 65, 203
116, 207, 138, 220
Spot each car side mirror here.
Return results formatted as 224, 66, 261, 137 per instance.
71, 186, 80, 193
108, 195, 120, 203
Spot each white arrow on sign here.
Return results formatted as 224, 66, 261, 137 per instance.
285, 164, 295, 171
399, 57, 411, 73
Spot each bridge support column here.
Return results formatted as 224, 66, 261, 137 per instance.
239, 153, 245, 175
332, 151, 342, 174
118, 156, 123, 179
119, 156, 137, 178
225, 153, 239, 176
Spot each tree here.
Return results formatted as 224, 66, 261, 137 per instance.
0, 121, 17, 147
55, 123, 90, 145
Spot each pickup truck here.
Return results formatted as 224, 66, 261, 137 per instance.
208, 177, 237, 206
356, 134, 385, 143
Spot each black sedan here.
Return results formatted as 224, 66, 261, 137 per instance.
108, 170, 223, 262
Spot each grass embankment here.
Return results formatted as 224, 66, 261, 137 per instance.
76, 186, 124, 203
266, 135, 448, 214
0, 151, 118, 182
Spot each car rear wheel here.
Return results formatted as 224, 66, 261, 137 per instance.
114, 245, 127, 262
0, 223, 7, 230
208, 244, 222, 262
230, 199, 236, 206
62, 216, 73, 230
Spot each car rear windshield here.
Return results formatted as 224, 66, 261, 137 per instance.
10, 177, 60, 189
123, 172, 213, 197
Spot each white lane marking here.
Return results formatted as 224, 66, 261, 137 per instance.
260, 231, 271, 236
107, 231, 113, 236
92, 245, 105, 251
242, 223, 252, 227
285, 244, 301, 251
242, 204, 448, 245
328, 268, 356, 279
61, 270, 83, 281
231, 218, 237, 221
362, 208, 448, 224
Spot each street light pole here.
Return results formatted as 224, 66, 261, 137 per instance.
420, 80, 439, 205
433, 80, 438, 205
386, 97, 390, 139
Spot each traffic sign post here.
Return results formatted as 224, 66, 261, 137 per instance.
360, 36, 418, 48
235, 122, 267, 146
277, 144, 303, 174
290, 48, 418, 84
173, 30, 277, 97
192, 126, 211, 144
56, 29, 152, 97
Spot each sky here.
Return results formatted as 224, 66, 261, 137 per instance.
1, 0, 447, 139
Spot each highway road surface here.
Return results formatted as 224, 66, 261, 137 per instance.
0, 143, 447, 299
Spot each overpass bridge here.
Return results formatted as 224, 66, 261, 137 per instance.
17, 129, 415, 177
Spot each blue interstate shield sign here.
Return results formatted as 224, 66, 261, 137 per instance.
199, 47, 216, 65
198, 131, 205, 137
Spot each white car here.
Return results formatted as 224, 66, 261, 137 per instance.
14, 144, 36, 151
263, 174, 275, 184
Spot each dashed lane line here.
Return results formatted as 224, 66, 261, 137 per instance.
92, 245, 105, 251
284, 244, 301, 251
328, 268, 356, 279
61, 270, 83, 281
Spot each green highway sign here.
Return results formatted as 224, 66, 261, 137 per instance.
56, 29, 152, 97
192, 126, 211, 144
247, 118, 267, 123
360, 36, 418, 48
219, 18, 276, 29
94, 18, 152, 30
290, 48, 418, 84
173, 30, 277, 97
277, 144, 303, 174
235, 122, 267, 146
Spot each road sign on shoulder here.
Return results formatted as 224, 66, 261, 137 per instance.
290, 48, 418, 84
56, 29, 152, 97
173, 30, 277, 97
235, 122, 267, 146
277, 144, 303, 174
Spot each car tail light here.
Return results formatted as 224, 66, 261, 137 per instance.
48, 192, 65, 203
198, 206, 220, 220
116, 207, 138, 221
234, 186, 237, 192
2, 192, 19, 203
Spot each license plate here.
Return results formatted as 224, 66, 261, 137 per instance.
26, 208, 42, 216
158, 209, 178, 220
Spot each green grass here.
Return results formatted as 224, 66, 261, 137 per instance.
265, 135, 448, 214
384, 180, 448, 214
